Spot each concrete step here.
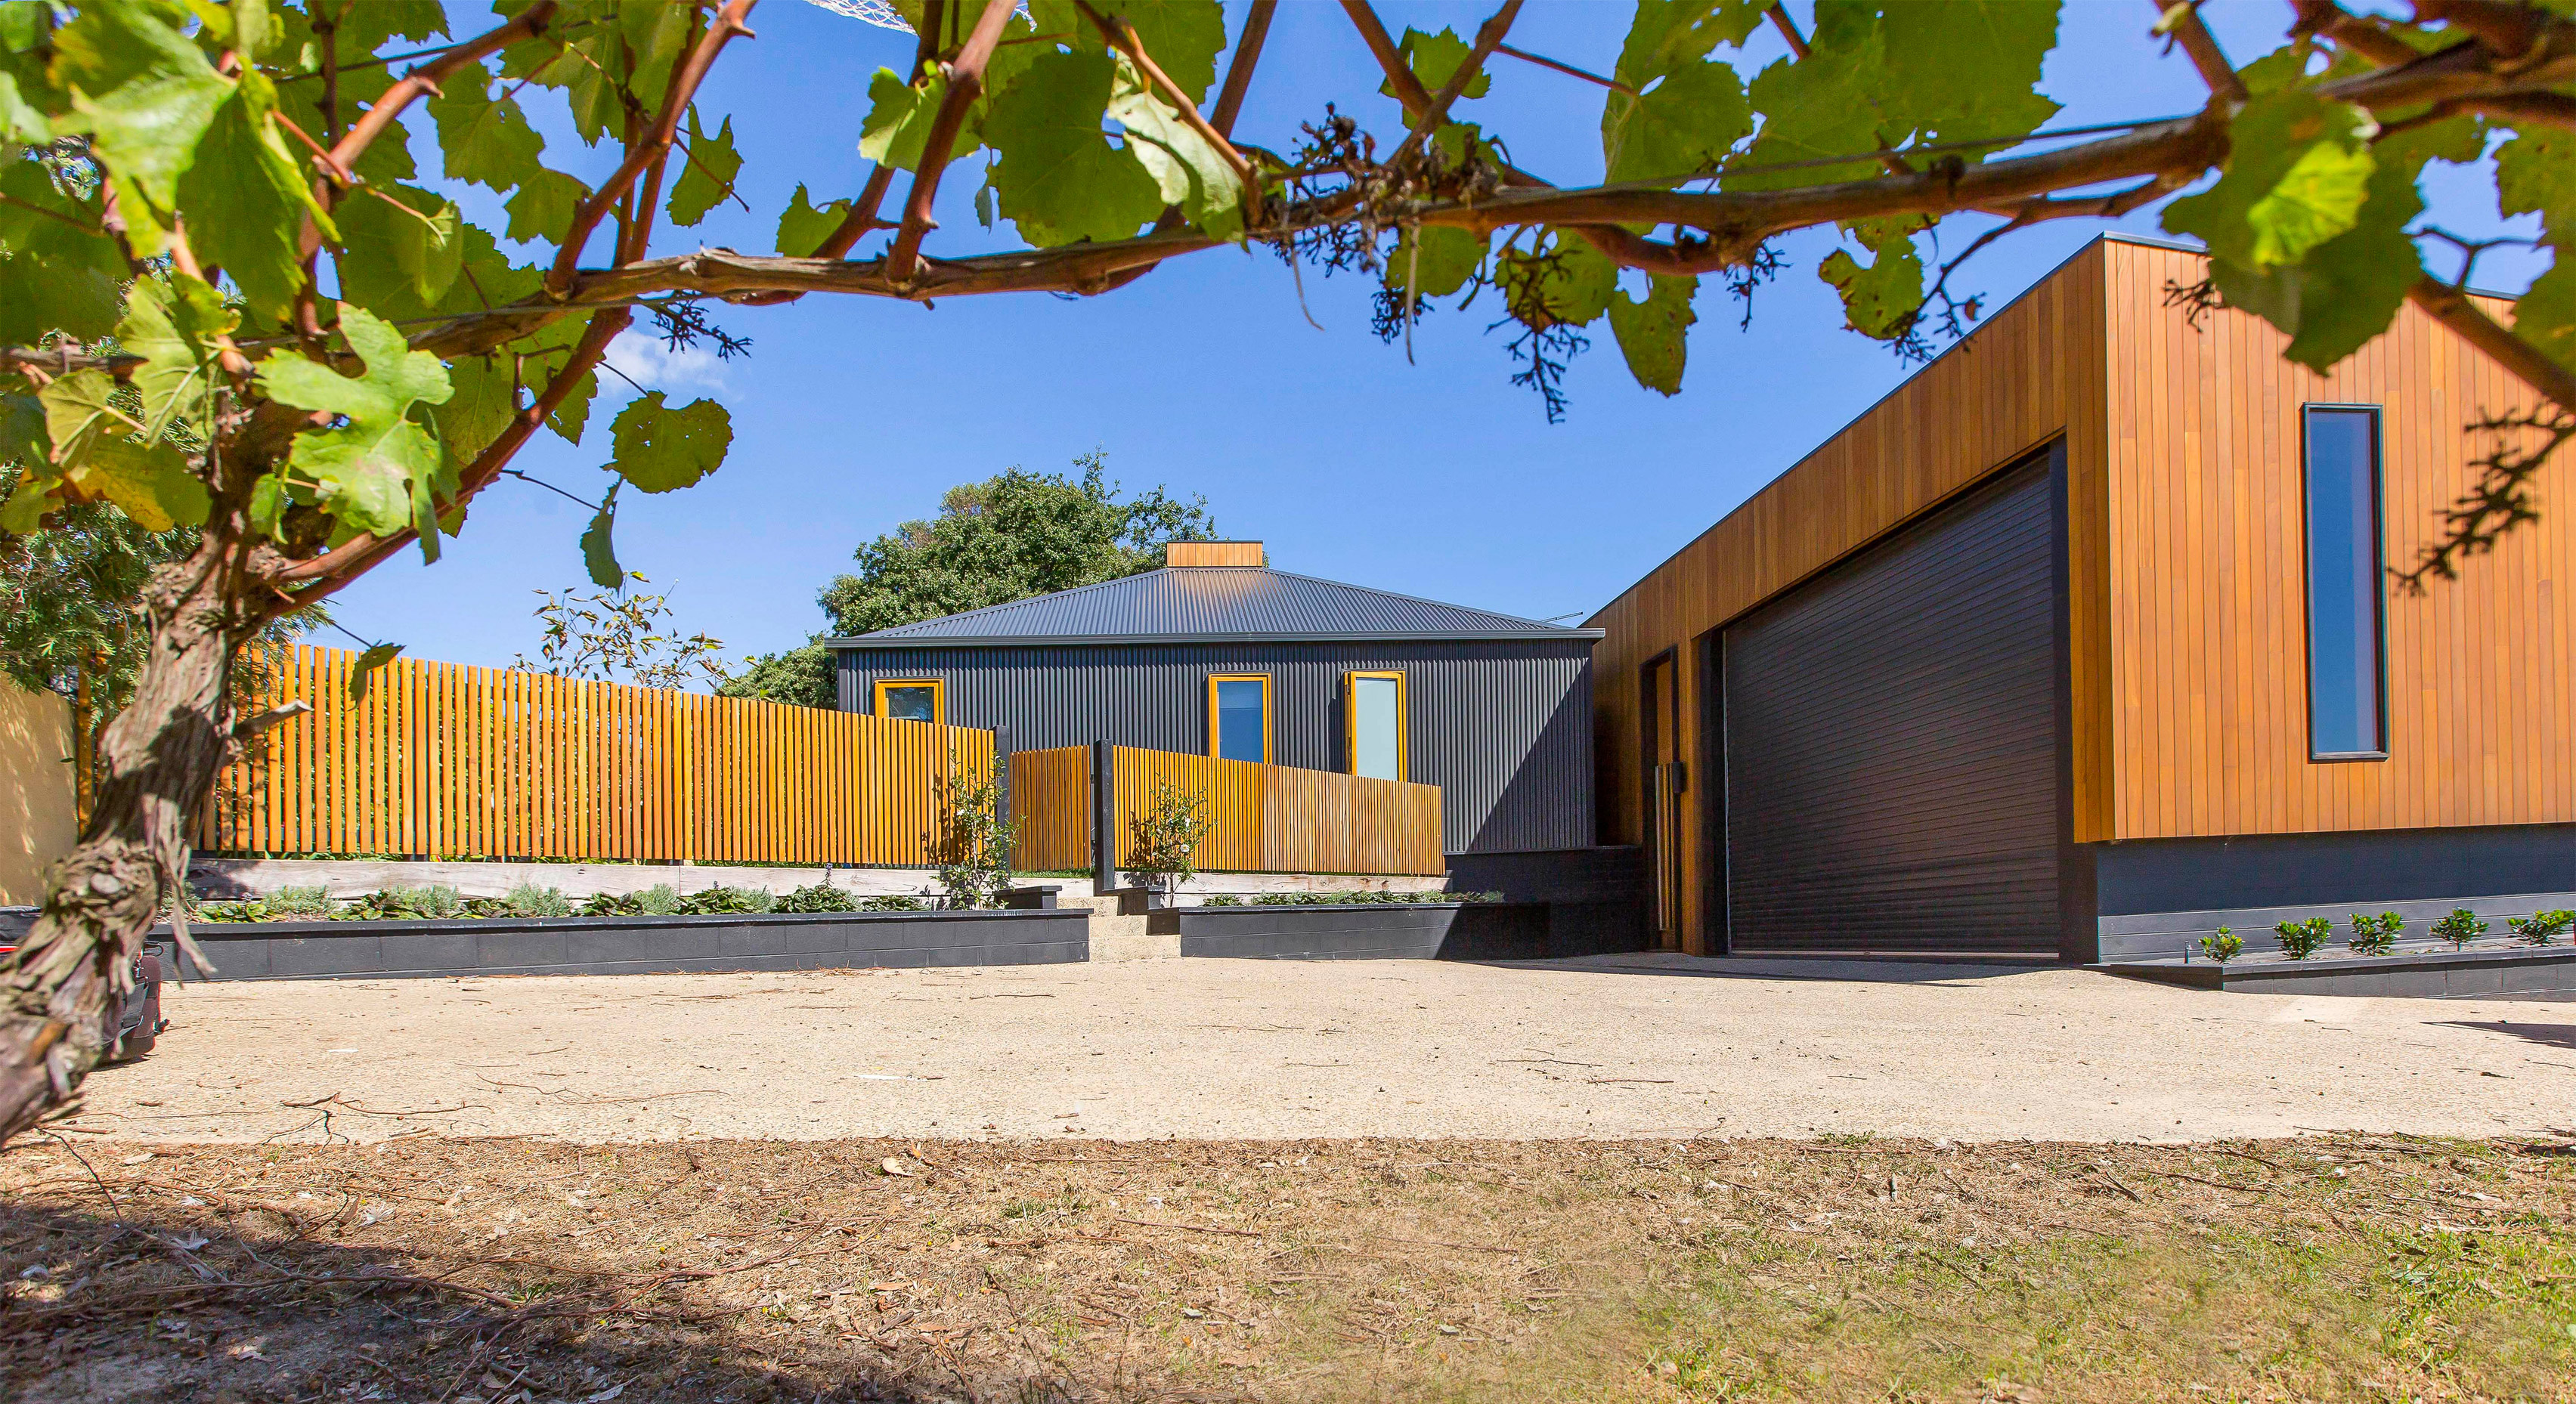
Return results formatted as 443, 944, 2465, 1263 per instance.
1057, 893, 1178, 961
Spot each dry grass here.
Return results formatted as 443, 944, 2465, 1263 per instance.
2, 1132, 2571, 1402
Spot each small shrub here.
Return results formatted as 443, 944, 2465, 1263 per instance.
404, 885, 463, 919
1205, 894, 1242, 906
861, 894, 924, 911
269, 885, 331, 916
578, 891, 642, 917
774, 882, 859, 914
505, 883, 575, 917
196, 899, 268, 923
460, 896, 516, 919
2347, 911, 2403, 955
2272, 916, 2333, 960
930, 764, 1017, 910
634, 883, 683, 915
680, 885, 773, 916
2509, 908, 2573, 947
2431, 908, 2489, 950
1125, 782, 1212, 895
2199, 927, 2243, 964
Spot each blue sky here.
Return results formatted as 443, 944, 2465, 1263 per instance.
324, 1, 2548, 671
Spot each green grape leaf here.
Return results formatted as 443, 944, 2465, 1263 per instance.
432, 355, 519, 472
2163, 90, 2376, 271
0, 164, 123, 345
347, 642, 403, 701
1378, 27, 1488, 104
1602, 60, 1749, 186
37, 367, 133, 465
608, 391, 732, 494
1105, 56, 1240, 240
776, 182, 853, 257
667, 107, 742, 228
253, 305, 454, 536
1729, 11, 1886, 191
1497, 233, 1617, 329
1876, 0, 2060, 148
506, 166, 589, 244
581, 479, 623, 589
2515, 258, 2576, 370
983, 50, 1163, 248
67, 434, 206, 531
547, 367, 599, 445
1388, 224, 1483, 299
337, 185, 463, 310
48, 0, 232, 252
429, 66, 549, 194
2270, 119, 2473, 372
1032, 0, 1225, 102
2497, 127, 2576, 246
175, 67, 332, 319
0, 390, 42, 467
859, 63, 949, 172
119, 271, 237, 441
1615, 0, 1773, 86
0, 44, 50, 144
1818, 233, 1924, 340
1609, 274, 1698, 395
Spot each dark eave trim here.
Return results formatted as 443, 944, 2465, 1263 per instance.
824, 629, 1605, 650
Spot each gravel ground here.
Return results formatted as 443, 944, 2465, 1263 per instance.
61, 954, 2574, 1146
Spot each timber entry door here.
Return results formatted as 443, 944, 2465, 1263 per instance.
1717, 447, 2065, 954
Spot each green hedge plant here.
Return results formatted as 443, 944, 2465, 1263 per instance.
2432, 908, 2489, 950
2509, 908, 2573, 947
2347, 911, 2404, 955
2199, 927, 2243, 965
2272, 916, 2333, 960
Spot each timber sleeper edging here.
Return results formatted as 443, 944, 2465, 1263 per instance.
156, 908, 1089, 981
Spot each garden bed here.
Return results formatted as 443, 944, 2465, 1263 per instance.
1147, 900, 1640, 961
2092, 942, 2576, 997
163, 907, 1088, 981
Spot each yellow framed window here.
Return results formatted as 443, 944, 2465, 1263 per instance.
872, 678, 944, 724
1345, 670, 1406, 781
1206, 675, 1271, 763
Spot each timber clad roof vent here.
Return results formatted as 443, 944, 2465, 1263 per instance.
826, 558, 1601, 648
1166, 540, 1265, 567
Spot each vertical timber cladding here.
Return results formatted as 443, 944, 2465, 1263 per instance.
1720, 447, 2068, 953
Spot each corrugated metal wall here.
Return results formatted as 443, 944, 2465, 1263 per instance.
835, 642, 1594, 853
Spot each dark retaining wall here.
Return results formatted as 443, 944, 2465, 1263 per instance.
1150, 902, 1638, 961
2093, 944, 2576, 998
1442, 847, 1651, 954
164, 908, 1088, 980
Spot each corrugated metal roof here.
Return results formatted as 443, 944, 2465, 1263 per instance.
825, 567, 1601, 648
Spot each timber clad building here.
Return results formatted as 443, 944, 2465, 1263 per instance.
1590, 234, 2576, 963
828, 542, 1600, 855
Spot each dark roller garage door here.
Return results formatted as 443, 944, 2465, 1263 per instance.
1720, 447, 2064, 953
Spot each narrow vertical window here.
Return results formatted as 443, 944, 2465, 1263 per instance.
873, 679, 943, 724
1208, 676, 1270, 763
1346, 671, 1406, 781
2304, 406, 2386, 759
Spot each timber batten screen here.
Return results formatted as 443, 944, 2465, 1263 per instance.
198, 645, 993, 865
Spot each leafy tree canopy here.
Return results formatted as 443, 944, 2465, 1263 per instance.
819, 453, 1215, 636
17, 0, 2576, 1138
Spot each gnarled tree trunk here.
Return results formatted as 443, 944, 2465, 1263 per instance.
0, 512, 262, 1142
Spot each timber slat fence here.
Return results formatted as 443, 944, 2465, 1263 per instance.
197, 645, 992, 865
1008, 744, 1445, 877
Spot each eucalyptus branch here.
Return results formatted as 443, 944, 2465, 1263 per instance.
548, 0, 760, 294
886, 0, 1022, 282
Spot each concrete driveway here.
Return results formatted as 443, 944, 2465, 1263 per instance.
65, 953, 2573, 1145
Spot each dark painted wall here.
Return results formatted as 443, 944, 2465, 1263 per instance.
833, 640, 1594, 853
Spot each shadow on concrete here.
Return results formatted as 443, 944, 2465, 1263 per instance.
2433, 1019, 2576, 1053
1482, 950, 2061, 987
